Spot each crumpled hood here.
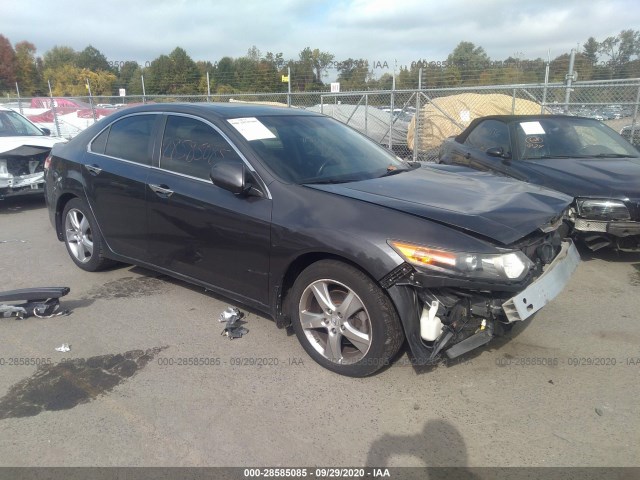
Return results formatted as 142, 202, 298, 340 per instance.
519, 157, 640, 199
0, 136, 65, 156
306, 164, 573, 245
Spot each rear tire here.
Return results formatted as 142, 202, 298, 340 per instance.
289, 260, 404, 377
62, 198, 113, 272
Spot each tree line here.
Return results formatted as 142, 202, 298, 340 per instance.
0, 30, 639, 97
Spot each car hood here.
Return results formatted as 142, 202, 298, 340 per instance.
0, 136, 64, 155
305, 164, 572, 245
521, 157, 640, 199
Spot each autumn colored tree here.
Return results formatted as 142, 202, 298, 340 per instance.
14, 41, 43, 95
0, 34, 16, 92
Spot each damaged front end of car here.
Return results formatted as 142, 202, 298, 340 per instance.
0, 145, 52, 199
567, 198, 640, 252
382, 222, 580, 364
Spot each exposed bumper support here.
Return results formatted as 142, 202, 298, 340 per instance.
502, 241, 580, 322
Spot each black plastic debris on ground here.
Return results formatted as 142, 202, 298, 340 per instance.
219, 307, 249, 339
0, 287, 71, 320
0, 346, 168, 420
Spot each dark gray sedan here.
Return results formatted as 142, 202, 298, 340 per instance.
45, 103, 578, 376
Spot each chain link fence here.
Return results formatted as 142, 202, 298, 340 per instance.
2, 79, 639, 160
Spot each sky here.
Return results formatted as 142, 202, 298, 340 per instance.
2, 0, 640, 79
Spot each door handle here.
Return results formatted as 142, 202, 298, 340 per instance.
85, 164, 102, 175
149, 183, 174, 197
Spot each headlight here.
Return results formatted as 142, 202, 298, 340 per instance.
389, 240, 533, 282
576, 199, 630, 221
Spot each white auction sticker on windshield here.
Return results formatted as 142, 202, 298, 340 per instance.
520, 121, 546, 135
227, 117, 276, 141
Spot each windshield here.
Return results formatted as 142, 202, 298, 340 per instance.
0, 110, 45, 137
242, 115, 406, 184
515, 117, 639, 160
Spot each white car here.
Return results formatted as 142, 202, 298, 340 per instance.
0, 106, 66, 199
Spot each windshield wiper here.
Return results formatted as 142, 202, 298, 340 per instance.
303, 178, 355, 185
378, 165, 411, 178
593, 153, 637, 158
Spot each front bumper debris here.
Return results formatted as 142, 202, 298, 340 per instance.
502, 240, 580, 322
386, 239, 580, 364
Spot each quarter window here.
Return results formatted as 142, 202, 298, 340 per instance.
160, 115, 241, 180
103, 115, 156, 165
90, 127, 109, 154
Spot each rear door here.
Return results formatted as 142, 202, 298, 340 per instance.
145, 114, 272, 306
83, 113, 160, 261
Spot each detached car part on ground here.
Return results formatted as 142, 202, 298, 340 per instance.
0, 287, 70, 319
45, 103, 578, 376
438, 115, 640, 252
0, 106, 65, 199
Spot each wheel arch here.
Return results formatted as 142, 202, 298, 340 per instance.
54, 193, 79, 241
275, 251, 393, 327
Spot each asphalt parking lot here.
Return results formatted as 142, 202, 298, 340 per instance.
0, 195, 639, 468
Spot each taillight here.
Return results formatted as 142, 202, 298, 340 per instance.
44, 154, 52, 170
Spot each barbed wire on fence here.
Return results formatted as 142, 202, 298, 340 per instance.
3, 78, 639, 162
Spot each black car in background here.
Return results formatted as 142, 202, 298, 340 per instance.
438, 115, 640, 252
45, 104, 579, 376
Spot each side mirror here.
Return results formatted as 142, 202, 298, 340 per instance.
210, 161, 263, 197
486, 146, 511, 163
40, 127, 52, 136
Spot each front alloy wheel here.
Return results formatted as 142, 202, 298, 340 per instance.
299, 279, 372, 365
290, 260, 404, 377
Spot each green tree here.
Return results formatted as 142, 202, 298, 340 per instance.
116, 61, 143, 95
146, 47, 201, 94
196, 60, 216, 94
0, 35, 16, 93
214, 56, 235, 90
310, 48, 334, 82
549, 52, 593, 82
234, 56, 258, 92
336, 58, 371, 90
264, 51, 285, 71
43, 45, 77, 70
77, 45, 112, 72
583, 37, 599, 64
446, 41, 490, 85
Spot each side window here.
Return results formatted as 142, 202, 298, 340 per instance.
104, 115, 156, 165
90, 127, 109, 154
160, 115, 241, 180
464, 120, 510, 153
104, 115, 157, 165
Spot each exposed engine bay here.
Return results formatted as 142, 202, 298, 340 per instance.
0, 145, 51, 199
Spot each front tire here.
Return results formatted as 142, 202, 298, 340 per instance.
62, 198, 113, 272
289, 260, 404, 377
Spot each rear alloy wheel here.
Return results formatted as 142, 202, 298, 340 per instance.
290, 260, 404, 377
62, 198, 112, 272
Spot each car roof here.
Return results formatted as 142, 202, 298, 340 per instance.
469, 114, 595, 124
117, 102, 323, 119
